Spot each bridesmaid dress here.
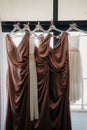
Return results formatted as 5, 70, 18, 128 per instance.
5, 32, 32, 130
34, 33, 51, 130
49, 32, 72, 130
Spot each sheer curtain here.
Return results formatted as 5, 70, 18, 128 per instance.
0, 21, 7, 130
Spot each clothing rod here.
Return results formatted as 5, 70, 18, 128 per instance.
1, 20, 87, 32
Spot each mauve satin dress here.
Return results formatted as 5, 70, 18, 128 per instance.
34, 33, 52, 130
49, 32, 72, 130
5, 32, 32, 130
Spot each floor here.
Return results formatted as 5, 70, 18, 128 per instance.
71, 111, 87, 130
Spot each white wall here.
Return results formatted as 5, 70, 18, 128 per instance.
58, 0, 87, 20
0, 0, 53, 21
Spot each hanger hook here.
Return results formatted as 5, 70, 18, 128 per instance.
37, 21, 40, 26
23, 22, 30, 29
27, 22, 29, 25
51, 20, 54, 26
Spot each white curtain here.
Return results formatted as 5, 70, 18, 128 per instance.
0, 21, 7, 130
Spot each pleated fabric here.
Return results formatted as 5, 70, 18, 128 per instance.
5, 32, 32, 130
49, 32, 72, 130
34, 33, 51, 130
5, 31, 72, 130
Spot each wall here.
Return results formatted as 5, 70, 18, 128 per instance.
0, 0, 53, 21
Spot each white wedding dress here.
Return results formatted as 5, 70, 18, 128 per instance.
68, 35, 83, 102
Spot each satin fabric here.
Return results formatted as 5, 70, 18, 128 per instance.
5, 32, 71, 130
49, 32, 72, 130
35, 32, 71, 130
5, 32, 32, 130
34, 33, 52, 130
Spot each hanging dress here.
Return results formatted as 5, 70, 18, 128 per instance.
49, 32, 72, 130
34, 33, 51, 130
5, 32, 32, 130
68, 35, 83, 102
29, 36, 39, 121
